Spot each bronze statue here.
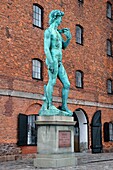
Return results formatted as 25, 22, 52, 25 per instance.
39, 10, 72, 116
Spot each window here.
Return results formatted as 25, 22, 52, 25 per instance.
107, 39, 112, 56
107, 2, 112, 19
78, 0, 84, 3
104, 122, 113, 142
17, 114, 37, 146
76, 25, 83, 45
109, 123, 113, 141
27, 115, 37, 145
107, 79, 112, 94
76, 70, 83, 88
32, 59, 43, 80
33, 4, 43, 29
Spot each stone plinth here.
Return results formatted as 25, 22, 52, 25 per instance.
34, 116, 77, 168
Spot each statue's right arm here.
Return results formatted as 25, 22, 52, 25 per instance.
44, 29, 53, 66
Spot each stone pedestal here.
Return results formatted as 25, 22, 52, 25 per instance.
34, 116, 77, 168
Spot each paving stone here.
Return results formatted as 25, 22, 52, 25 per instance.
1, 153, 113, 170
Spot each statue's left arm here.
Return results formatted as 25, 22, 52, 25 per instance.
58, 28, 72, 49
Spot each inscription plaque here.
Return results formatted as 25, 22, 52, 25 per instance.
59, 131, 71, 148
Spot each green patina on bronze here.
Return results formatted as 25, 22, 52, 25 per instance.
39, 10, 72, 116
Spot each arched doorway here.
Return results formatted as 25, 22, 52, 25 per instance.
73, 108, 89, 152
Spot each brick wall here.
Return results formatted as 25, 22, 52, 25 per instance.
1, 0, 113, 99
0, 0, 113, 157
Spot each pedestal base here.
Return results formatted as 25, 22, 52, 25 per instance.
34, 153, 77, 168
34, 116, 77, 168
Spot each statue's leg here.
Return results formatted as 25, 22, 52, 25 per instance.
58, 63, 72, 115
46, 66, 58, 109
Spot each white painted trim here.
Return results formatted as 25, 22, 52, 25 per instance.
0, 89, 113, 109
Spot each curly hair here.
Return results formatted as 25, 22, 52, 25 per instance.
49, 10, 64, 25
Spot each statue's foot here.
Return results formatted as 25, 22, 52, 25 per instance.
39, 104, 61, 116
48, 105, 59, 111
60, 106, 73, 116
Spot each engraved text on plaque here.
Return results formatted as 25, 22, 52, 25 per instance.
59, 131, 71, 148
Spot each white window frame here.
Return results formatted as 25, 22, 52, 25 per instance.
107, 79, 112, 94
76, 25, 83, 45
76, 70, 83, 88
109, 123, 113, 141
32, 59, 42, 80
107, 2, 112, 19
33, 4, 43, 29
27, 115, 37, 145
107, 39, 112, 56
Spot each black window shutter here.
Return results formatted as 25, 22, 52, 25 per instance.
17, 113, 28, 146
104, 122, 109, 142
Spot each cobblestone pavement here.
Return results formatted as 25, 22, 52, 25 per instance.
1, 154, 113, 170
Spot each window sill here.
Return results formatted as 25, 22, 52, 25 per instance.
107, 93, 113, 95
33, 24, 44, 30
32, 77, 43, 81
76, 42, 83, 46
106, 16, 112, 20
76, 86, 83, 89
107, 54, 113, 57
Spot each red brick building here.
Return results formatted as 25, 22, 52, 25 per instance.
0, 0, 113, 160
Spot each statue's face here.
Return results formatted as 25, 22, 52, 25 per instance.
55, 16, 62, 26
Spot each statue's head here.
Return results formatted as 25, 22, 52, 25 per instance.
49, 10, 64, 25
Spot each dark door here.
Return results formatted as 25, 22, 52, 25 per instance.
73, 114, 80, 152
91, 110, 102, 153
74, 124, 80, 152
